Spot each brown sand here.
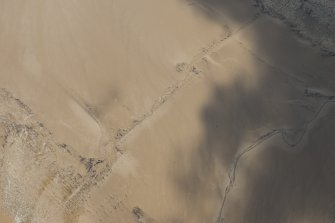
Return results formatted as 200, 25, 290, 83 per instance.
0, 213, 13, 223
0, 0, 335, 222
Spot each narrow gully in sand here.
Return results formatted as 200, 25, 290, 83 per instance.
215, 98, 335, 223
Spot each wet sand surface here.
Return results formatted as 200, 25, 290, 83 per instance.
0, 0, 335, 222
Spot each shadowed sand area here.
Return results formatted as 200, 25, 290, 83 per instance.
0, 0, 334, 222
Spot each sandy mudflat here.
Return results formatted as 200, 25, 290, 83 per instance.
0, 0, 335, 222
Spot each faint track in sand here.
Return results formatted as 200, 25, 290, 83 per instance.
59, 84, 106, 155
216, 98, 335, 223
114, 14, 261, 150
64, 14, 263, 213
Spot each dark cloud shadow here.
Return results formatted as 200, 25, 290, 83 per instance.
236, 111, 335, 223
183, 0, 259, 25
171, 1, 335, 222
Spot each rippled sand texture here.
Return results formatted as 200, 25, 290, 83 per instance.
0, 0, 335, 222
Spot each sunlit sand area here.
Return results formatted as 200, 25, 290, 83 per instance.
0, 211, 13, 223
0, 0, 335, 222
